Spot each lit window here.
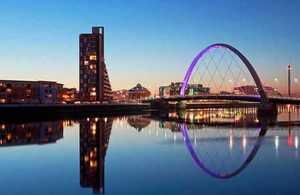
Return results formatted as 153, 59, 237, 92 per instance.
90, 92, 96, 96
89, 55, 97, 60
6, 133, 12, 141
84, 60, 89, 65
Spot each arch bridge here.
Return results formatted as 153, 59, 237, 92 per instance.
149, 43, 300, 111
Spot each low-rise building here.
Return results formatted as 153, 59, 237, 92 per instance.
112, 89, 129, 102
0, 80, 63, 104
159, 82, 210, 97
234, 85, 281, 96
128, 83, 151, 100
61, 88, 79, 103
188, 83, 210, 96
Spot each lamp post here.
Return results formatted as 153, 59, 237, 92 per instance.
274, 78, 279, 92
288, 64, 292, 97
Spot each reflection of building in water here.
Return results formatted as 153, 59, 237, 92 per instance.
0, 121, 63, 146
158, 120, 300, 155
80, 117, 113, 194
63, 120, 76, 127
159, 121, 181, 132
168, 108, 258, 125
127, 116, 151, 131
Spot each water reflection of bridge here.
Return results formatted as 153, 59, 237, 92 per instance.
0, 111, 299, 190
128, 116, 300, 179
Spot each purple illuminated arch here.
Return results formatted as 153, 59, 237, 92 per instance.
180, 43, 268, 103
180, 124, 267, 179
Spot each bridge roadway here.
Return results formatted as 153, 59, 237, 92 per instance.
150, 94, 300, 105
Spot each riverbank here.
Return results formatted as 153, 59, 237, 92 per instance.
0, 103, 151, 122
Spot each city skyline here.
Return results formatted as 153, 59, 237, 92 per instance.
0, 1, 300, 94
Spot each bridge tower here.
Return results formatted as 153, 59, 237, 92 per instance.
179, 43, 278, 116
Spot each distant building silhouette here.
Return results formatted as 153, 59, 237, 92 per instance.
79, 27, 112, 102
0, 80, 63, 104
79, 117, 113, 194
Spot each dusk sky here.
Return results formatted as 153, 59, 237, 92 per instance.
0, 0, 299, 94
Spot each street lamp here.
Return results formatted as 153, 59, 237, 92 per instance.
274, 78, 279, 92
294, 77, 299, 83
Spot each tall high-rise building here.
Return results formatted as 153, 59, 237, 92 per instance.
79, 27, 112, 102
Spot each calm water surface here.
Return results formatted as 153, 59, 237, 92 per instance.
0, 107, 300, 195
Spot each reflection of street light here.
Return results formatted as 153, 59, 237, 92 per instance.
275, 136, 279, 150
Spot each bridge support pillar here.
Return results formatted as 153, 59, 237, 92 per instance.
257, 103, 278, 122
150, 99, 172, 111
176, 101, 186, 110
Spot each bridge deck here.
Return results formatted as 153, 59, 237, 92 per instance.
149, 95, 300, 105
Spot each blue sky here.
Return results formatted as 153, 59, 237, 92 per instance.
0, 0, 299, 93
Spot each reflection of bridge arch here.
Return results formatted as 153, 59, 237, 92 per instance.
180, 43, 268, 104
180, 123, 267, 179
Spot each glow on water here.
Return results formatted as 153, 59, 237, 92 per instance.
0, 108, 299, 194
